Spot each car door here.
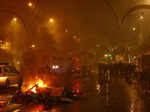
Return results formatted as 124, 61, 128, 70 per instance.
3, 66, 19, 84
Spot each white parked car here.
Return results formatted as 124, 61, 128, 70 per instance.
0, 64, 22, 88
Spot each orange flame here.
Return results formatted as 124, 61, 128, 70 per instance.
31, 86, 37, 93
36, 79, 47, 88
27, 105, 44, 112
22, 78, 48, 93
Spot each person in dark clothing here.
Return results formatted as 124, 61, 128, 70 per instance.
18, 76, 23, 90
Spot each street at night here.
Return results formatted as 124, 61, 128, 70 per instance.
0, 76, 147, 112
1, 0, 150, 112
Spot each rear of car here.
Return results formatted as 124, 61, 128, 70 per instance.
0, 65, 21, 88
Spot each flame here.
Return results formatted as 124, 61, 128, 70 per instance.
31, 86, 37, 93
36, 79, 47, 88
22, 78, 48, 93
27, 105, 44, 112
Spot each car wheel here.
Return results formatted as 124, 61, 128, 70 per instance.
5, 79, 10, 89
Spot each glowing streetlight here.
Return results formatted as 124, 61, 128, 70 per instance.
31, 44, 36, 48
52, 65, 59, 69
49, 18, 54, 23
140, 15, 144, 20
104, 54, 108, 58
12, 17, 17, 22
28, 2, 33, 7
132, 27, 136, 31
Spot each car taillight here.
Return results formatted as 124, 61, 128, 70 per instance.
0, 102, 5, 107
76, 89, 80, 94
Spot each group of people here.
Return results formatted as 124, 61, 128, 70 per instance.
98, 62, 137, 87
99, 62, 137, 77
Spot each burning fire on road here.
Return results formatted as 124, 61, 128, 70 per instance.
21, 75, 50, 94
22, 78, 48, 94
27, 105, 44, 112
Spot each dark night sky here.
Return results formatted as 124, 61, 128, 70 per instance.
0, 0, 150, 50
39, 0, 119, 46
38, 0, 149, 47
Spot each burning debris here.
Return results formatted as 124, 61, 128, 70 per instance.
27, 104, 44, 112
11, 78, 78, 108
22, 78, 48, 94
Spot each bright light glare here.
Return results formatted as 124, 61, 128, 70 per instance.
52, 65, 56, 69
140, 15, 144, 20
31, 44, 36, 48
104, 54, 108, 57
12, 17, 17, 22
132, 27, 136, 31
1, 42, 11, 50
36, 79, 47, 88
31, 86, 37, 93
49, 18, 54, 23
52, 65, 59, 69
0, 77, 7, 82
55, 65, 59, 69
28, 2, 33, 7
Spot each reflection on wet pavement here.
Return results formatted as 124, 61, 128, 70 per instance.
19, 78, 143, 112
126, 81, 143, 112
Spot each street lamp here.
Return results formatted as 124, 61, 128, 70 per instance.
49, 18, 54, 23
104, 54, 108, 58
28, 2, 33, 7
12, 17, 18, 22
132, 27, 136, 31
139, 15, 144, 20
31, 44, 36, 48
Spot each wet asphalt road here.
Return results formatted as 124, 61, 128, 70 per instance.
0, 77, 149, 112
